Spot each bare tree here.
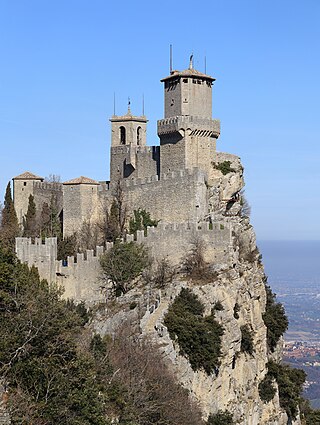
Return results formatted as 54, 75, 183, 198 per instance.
240, 189, 251, 217
108, 323, 205, 425
44, 174, 61, 183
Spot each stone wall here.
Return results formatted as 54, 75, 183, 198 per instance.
16, 237, 57, 284
127, 220, 232, 266
123, 168, 208, 224
15, 237, 106, 304
15, 219, 231, 304
56, 247, 106, 303
13, 180, 63, 225
110, 145, 160, 181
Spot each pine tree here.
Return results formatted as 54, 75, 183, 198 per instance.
0, 181, 19, 249
23, 194, 38, 237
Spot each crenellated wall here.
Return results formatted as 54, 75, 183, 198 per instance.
15, 220, 232, 304
122, 167, 209, 224
126, 220, 232, 265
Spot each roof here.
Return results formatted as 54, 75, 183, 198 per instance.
63, 176, 100, 185
13, 171, 44, 180
161, 68, 215, 82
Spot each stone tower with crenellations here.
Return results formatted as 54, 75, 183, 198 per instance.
12, 58, 240, 237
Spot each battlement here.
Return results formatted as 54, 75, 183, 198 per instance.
123, 167, 206, 189
33, 181, 63, 191
125, 220, 232, 265
157, 116, 220, 137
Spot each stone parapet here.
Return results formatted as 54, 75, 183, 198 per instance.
157, 116, 220, 137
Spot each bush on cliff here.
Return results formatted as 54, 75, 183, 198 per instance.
207, 410, 234, 424
262, 279, 288, 352
259, 361, 306, 420
164, 288, 224, 375
240, 324, 255, 355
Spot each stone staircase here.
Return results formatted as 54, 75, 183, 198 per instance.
144, 299, 169, 333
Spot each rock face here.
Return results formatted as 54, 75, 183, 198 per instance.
94, 158, 301, 425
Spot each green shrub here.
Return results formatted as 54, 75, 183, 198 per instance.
129, 208, 159, 236
100, 241, 149, 295
240, 325, 255, 355
207, 410, 234, 424
213, 161, 235, 175
258, 374, 276, 402
259, 361, 306, 420
262, 281, 288, 352
164, 288, 224, 375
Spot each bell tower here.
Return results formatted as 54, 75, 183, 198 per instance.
157, 58, 220, 177
109, 104, 150, 181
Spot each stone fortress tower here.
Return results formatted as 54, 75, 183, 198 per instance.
158, 56, 220, 178
13, 57, 239, 236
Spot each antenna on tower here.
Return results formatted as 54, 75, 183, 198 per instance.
189, 53, 194, 70
128, 97, 131, 113
142, 93, 145, 116
204, 55, 207, 74
170, 44, 173, 73
113, 92, 116, 115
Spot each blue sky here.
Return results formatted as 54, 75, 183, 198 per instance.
1, 0, 319, 240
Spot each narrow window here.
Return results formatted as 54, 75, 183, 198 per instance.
137, 126, 141, 145
183, 78, 188, 83
120, 126, 126, 144
23, 182, 27, 186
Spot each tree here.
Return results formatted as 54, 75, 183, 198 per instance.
164, 288, 224, 375
182, 238, 217, 282
240, 189, 251, 217
129, 208, 159, 236
23, 194, 38, 238
109, 323, 205, 425
0, 244, 110, 424
262, 281, 288, 352
100, 241, 149, 296
0, 182, 19, 249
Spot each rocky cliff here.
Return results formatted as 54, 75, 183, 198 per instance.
93, 156, 301, 425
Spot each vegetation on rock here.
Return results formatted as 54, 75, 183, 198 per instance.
213, 160, 235, 175
262, 278, 288, 352
259, 361, 306, 420
207, 410, 234, 424
240, 324, 255, 355
164, 288, 224, 375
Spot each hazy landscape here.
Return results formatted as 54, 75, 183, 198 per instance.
259, 240, 320, 407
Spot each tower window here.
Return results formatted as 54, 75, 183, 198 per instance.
120, 126, 126, 144
137, 126, 141, 145
183, 78, 188, 83
24, 182, 27, 186
193, 79, 197, 84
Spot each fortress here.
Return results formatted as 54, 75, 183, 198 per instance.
13, 57, 244, 302
10, 58, 298, 425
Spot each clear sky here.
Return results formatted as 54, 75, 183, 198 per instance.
1, 0, 319, 240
